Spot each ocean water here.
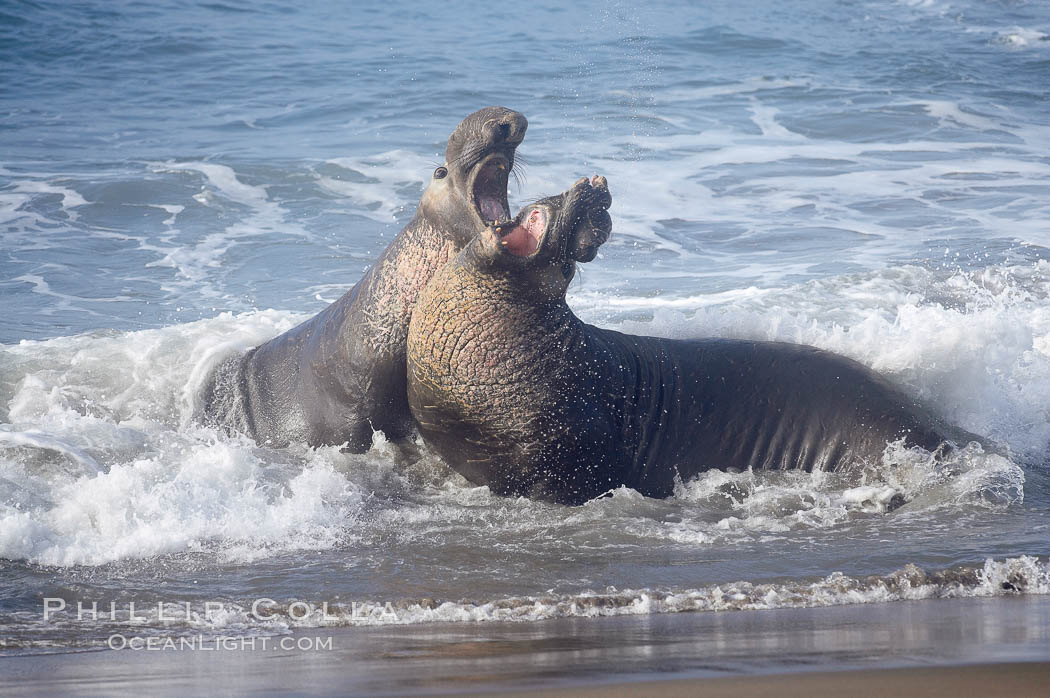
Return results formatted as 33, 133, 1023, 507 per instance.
1, 0, 1049, 656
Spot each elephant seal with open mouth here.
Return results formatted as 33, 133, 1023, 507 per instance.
201, 107, 527, 452
406, 176, 986, 504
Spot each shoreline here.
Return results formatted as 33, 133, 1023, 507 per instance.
476, 663, 1050, 698
2, 594, 1048, 695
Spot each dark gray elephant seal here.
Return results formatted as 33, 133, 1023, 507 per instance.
406, 176, 987, 504
200, 107, 527, 452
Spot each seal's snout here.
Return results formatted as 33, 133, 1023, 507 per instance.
442, 107, 529, 230
488, 110, 528, 147
462, 108, 528, 228
486, 175, 611, 265
567, 175, 612, 263
503, 112, 528, 145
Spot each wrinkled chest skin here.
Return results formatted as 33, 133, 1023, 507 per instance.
408, 263, 591, 499
407, 261, 986, 506
198, 106, 528, 452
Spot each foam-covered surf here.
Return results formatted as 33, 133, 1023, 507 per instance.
2, 555, 1046, 654
0, 260, 1040, 568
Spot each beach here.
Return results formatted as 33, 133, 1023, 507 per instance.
497, 664, 1050, 698
2, 596, 1047, 695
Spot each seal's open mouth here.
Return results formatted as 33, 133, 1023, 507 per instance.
472, 155, 511, 225
498, 207, 548, 257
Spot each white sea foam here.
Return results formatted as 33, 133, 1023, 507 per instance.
920, 100, 1005, 132
21, 556, 1042, 636
660, 77, 811, 103
12, 180, 89, 209
0, 256, 1045, 567
299, 555, 1050, 627
320, 150, 427, 223
0, 311, 349, 566
748, 101, 803, 141
666, 440, 1022, 540
0, 423, 379, 566
997, 27, 1048, 49
155, 203, 183, 226
0, 431, 102, 475
144, 162, 310, 289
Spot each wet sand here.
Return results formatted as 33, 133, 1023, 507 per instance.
1, 595, 1047, 696
485, 663, 1050, 698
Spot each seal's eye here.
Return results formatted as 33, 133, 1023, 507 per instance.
433, 166, 448, 179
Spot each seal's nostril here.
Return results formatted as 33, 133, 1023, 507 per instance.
500, 113, 527, 145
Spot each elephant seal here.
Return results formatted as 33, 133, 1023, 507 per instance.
201, 107, 527, 451
406, 176, 986, 504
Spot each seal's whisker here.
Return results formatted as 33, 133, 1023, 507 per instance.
449, 141, 486, 170
444, 148, 469, 170
510, 160, 528, 192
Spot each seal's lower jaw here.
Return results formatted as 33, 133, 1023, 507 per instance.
500, 207, 548, 257
573, 247, 600, 263
471, 154, 511, 226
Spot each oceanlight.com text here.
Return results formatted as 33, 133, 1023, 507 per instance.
107, 634, 334, 651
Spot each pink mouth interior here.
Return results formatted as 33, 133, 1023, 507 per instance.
479, 195, 506, 222
475, 162, 509, 223
502, 208, 547, 257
